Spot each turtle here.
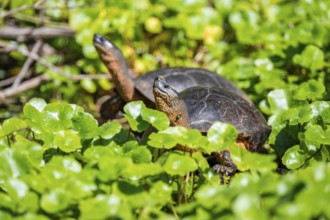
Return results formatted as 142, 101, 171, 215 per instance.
153, 76, 271, 177
93, 34, 249, 119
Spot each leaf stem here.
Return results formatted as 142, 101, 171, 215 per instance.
183, 172, 190, 203
6, 135, 11, 147
169, 202, 179, 219
177, 177, 182, 205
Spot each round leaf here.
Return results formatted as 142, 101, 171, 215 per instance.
98, 121, 122, 139
161, 153, 198, 176
282, 145, 307, 170
81, 79, 97, 93
72, 110, 98, 139
141, 108, 170, 131
54, 130, 82, 153
293, 45, 325, 71
23, 98, 47, 121
40, 188, 71, 213
148, 132, 179, 149
42, 103, 75, 131
124, 101, 149, 132
125, 147, 152, 164
294, 80, 325, 101
0, 118, 27, 137
207, 122, 237, 153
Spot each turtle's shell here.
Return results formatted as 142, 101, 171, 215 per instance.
179, 86, 271, 151
134, 67, 249, 103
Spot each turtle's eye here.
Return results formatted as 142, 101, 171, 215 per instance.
176, 114, 182, 121
164, 84, 170, 89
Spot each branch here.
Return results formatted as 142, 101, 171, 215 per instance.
0, 1, 97, 19
12, 40, 43, 88
0, 73, 31, 87
0, 26, 75, 40
0, 74, 49, 102
0, 40, 111, 81
0, 40, 77, 79
0, 40, 110, 101
0, 0, 44, 18
0, 74, 109, 102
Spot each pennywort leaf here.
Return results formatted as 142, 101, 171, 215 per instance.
0, 118, 27, 137
207, 122, 237, 153
282, 145, 307, 170
123, 101, 149, 132
160, 152, 198, 176
293, 45, 325, 71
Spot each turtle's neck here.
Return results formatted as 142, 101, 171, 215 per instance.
93, 34, 138, 102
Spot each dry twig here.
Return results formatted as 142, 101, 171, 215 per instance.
12, 39, 43, 88
0, 26, 75, 41
0, 74, 49, 101
0, 0, 97, 19
0, 40, 110, 102
0, 0, 45, 18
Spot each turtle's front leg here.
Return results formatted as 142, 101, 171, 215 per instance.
207, 150, 237, 183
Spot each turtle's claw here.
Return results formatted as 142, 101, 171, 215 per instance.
206, 150, 237, 184
212, 164, 237, 177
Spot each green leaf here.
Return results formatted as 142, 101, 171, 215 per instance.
84, 145, 122, 163
207, 122, 237, 153
69, 11, 92, 32
149, 181, 172, 206
0, 118, 27, 137
125, 146, 152, 164
141, 108, 170, 131
282, 145, 307, 170
112, 181, 150, 208
0, 191, 15, 212
81, 79, 97, 93
122, 163, 163, 180
294, 79, 325, 101
40, 188, 71, 213
0, 148, 32, 179
123, 101, 150, 132
98, 157, 133, 182
305, 125, 330, 145
42, 103, 75, 131
23, 98, 47, 120
0, 212, 13, 220
310, 101, 330, 123
98, 121, 122, 139
72, 107, 98, 139
161, 152, 198, 176
267, 89, 289, 114
148, 132, 180, 149
148, 126, 206, 151
54, 130, 82, 153
232, 193, 264, 219
79, 194, 132, 220
13, 135, 43, 168
298, 106, 313, 124
230, 147, 277, 172
145, 17, 163, 34
63, 170, 97, 200
281, 108, 300, 125
180, 128, 207, 151
3, 178, 29, 201
293, 45, 325, 71
20, 191, 39, 213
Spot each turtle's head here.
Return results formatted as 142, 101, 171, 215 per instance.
93, 34, 120, 55
153, 77, 191, 128
93, 34, 127, 75
93, 34, 119, 50
153, 76, 179, 99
